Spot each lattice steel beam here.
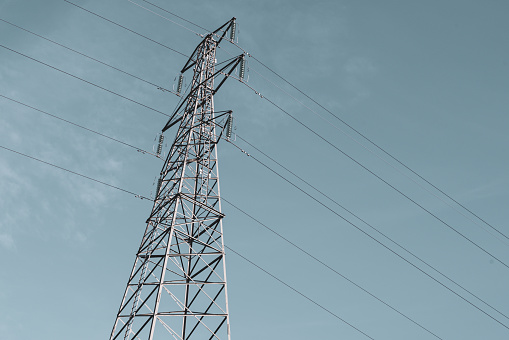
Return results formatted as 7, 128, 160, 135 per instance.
110, 18, 241, 340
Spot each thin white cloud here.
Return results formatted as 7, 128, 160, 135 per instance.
0, 233, 15, 250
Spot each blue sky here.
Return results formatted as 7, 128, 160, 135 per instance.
0, 1, 508, 339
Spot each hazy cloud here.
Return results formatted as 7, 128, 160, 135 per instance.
0, 233, 15, 250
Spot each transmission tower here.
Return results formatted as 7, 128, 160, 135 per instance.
110, 18, 243, 340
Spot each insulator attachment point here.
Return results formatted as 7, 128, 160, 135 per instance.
156, 134, 164, 155
177, 74, 184, 94
239, 57, 246, 80
230, 21, 237, 41
225, 112, 233, 139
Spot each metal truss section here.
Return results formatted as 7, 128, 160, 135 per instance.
110, 19, 238, 340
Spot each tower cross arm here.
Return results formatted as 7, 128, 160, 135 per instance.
162, 56, 243, 133
180, 17, 236, 74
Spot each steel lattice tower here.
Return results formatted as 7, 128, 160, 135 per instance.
110, 19, 243, 340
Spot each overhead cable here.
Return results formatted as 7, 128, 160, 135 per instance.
221, 197, 443, 339
139, 0, 209, 32
225, 245, 376, 340
63, 0, 189, 58
127, 0, 203, 37
224, 138, 509, 331
0, 94, 160, 158
233, 79, 509, 271
0, 43, 171, 118
229, 135, 509, 324
249, 54, 509, 243
0, 17, 179, 96
0, 144, 150, 200
249, 66, 509, 246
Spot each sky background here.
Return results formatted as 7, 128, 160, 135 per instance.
0, 0, 508, 339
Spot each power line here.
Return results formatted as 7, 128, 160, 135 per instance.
0, 16, 225, 124
0, 34, 237, 126
248, 66, 509, 246
224, 138, 509, 331
0, 142, 375, 340
225, 245, 376, 340
0, 144, 150, 200
129, 0, 247, 57
139, 0, 209, 32
0, 17, 179, 96
235, 81, 509, 271
0, 43, 171, 118
229, 134, 509, 322
221, 197, 443, 339
63, 0, 189, 58
249, 54, 509, 243
0, 93, 160, 158
127, 0, 203, 37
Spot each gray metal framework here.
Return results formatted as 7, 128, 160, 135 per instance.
110, 19, 242, 340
